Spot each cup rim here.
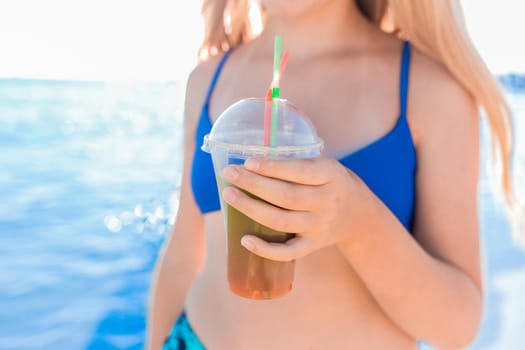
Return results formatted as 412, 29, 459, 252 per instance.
202, 135, 324, 159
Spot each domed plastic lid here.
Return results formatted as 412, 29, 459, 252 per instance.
202, 98, 323, 159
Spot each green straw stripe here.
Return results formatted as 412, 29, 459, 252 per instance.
270, 35, 282, 147
273, 35, 282, 82
272, 86, 280, 99
270, 99, 279, 147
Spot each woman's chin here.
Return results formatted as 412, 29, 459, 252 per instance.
261, 0, 334, 18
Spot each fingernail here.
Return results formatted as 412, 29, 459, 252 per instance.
245, 159, 259, 171
222, 187, 237, 204
223, 166, 239, 181
241, 236, 255, 250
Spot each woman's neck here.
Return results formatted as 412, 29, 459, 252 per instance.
257, 0, 372, 60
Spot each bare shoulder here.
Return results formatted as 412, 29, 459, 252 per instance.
408, 47, 478, 146
184, 54, 224, 125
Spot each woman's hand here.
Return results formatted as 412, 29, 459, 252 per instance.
221, 157, 376, 262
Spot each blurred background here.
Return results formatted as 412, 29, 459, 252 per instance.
0, 0, 524, 349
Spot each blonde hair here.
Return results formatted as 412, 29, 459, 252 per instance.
199, 0, 254, 59
199, 0, 520, 235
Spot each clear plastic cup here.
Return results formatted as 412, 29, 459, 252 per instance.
202, 98, 323, 299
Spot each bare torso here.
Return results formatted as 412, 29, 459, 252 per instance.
183, 29, 421, 349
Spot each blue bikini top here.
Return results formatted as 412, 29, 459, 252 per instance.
191, 42, 416, 231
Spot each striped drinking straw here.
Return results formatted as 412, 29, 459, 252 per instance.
264, 35, 290, 147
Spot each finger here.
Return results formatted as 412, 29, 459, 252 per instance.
222, 186, 311, 234
240, 234, 313, 262
222, 165, 316, 211
244, 157, 336, 185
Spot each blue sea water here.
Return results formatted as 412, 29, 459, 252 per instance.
0, 78, 524, 350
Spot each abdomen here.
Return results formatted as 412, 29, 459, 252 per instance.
185, 212, 417, 350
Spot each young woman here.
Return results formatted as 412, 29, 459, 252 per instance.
147, 0, 515, 349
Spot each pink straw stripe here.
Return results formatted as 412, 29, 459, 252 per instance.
264, 88, 272, 146
280, 51, 290, 77
263, 50, 290, 147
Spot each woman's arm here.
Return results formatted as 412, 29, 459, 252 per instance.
335, 61, 482, 348
220, 58, 482, 348
146, 62, 214, 350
